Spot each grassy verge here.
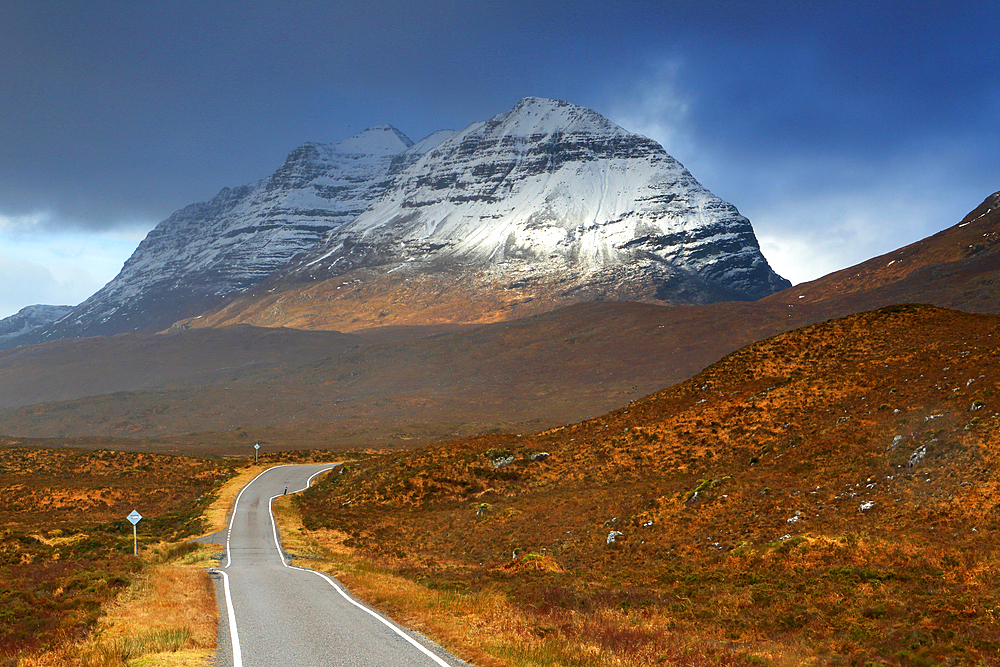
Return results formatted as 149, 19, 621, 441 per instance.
0, 445, 240, 667
272, 493, 775, 667
16, 543, 219, 667
199, 464, 269, 536
1, 443, 355, 666
283, 309, 1000, 665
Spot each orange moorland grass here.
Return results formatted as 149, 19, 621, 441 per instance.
292, 306, 1000, 666
198, 447, 354, 536
17, 543, 219, 667
199, 463, 269, 535
0, 445, 237, 666
272, 493, 775, 667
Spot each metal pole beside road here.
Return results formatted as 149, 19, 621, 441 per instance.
126, 510, 142, 556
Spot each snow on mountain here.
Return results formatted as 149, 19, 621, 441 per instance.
15, 126, 418, 344
0, 305, 74, 349
291, 97, 790, 303
9, 97, 789, 348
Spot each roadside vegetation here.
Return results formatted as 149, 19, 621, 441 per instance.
0, 446, 235, 666
6, 305, 1000, 666
289, 306, 1000, 666
0, 444, 350, 667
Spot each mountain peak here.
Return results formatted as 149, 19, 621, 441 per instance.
9, 97, 790, 346
333, 125, 414, 155
486, 96, 625, 138
0, 304, 74, 348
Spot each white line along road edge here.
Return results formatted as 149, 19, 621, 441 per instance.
267, 488, 453, 667
217, 569, 243, 667
222, 463, 452, 666
224, 465, 331, 568
221, 465, 333, 667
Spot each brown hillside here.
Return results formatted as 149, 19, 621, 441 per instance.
0, 300, 800, 447
763, 190, 1000, 313
0, 325, 367, 410
296, 305, 1000, 664
0, 193, 996, 447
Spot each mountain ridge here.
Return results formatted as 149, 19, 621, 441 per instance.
3, 124, 421, 347
3, 97, 788, 348
177, 97, 789, 333
0, 191, 996, 443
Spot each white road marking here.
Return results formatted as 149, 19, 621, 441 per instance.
221, 465, 313, 666
305, 467, 333, 488
221, 464, 449, 666
218, 569, 243, 667
293, 566, 452, 667
265, 467, 452, 666
269, 467, 335, 562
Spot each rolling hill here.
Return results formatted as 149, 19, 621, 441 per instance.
295, 303, 1000, 664
0, 192, 995, 448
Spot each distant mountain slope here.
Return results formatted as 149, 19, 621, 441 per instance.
0, 326, 368, 410
5, 98, 790, 349
0, 305, 73, 347
6, 126, 420, 348
0, 192, 996, 443
187, 97, 789, 332
763, 190, 1000, 314
0, 299, 798, 443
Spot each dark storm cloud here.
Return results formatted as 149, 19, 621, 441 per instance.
0, 0, 629, 228
0, 0, 996, 306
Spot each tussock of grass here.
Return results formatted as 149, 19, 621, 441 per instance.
15, 546, 218, 667
291, 307, 1000, 665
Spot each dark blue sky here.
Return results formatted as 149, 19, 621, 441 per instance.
1, 0, 997, 316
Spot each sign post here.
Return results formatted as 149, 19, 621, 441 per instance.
254, 443, 260, 464
126, 510, 142, 556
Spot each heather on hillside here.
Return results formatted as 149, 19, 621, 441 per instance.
0, 446, 233, 660
296, 306, 1000, 665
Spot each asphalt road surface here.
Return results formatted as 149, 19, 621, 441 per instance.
206, 464, 467, 667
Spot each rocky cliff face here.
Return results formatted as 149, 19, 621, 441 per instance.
10, 98, 789, 347
294, 98, 787, 306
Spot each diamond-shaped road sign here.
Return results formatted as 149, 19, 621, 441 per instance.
127, 510, 142, 525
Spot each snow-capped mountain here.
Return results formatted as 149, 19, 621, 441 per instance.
292, 98, 788, 301
0, 305, 74, 348
13, 126, 419, 345
9, 97, 789, 347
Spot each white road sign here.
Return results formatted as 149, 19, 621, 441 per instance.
127, 510, 142, 525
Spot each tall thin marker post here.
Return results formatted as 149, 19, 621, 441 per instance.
254, 443, 260, 464
126, 510, 142, 556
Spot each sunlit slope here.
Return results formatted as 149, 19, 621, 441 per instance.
297, 304, 1000, 663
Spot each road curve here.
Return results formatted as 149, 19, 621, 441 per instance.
209, 464, 467, 667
